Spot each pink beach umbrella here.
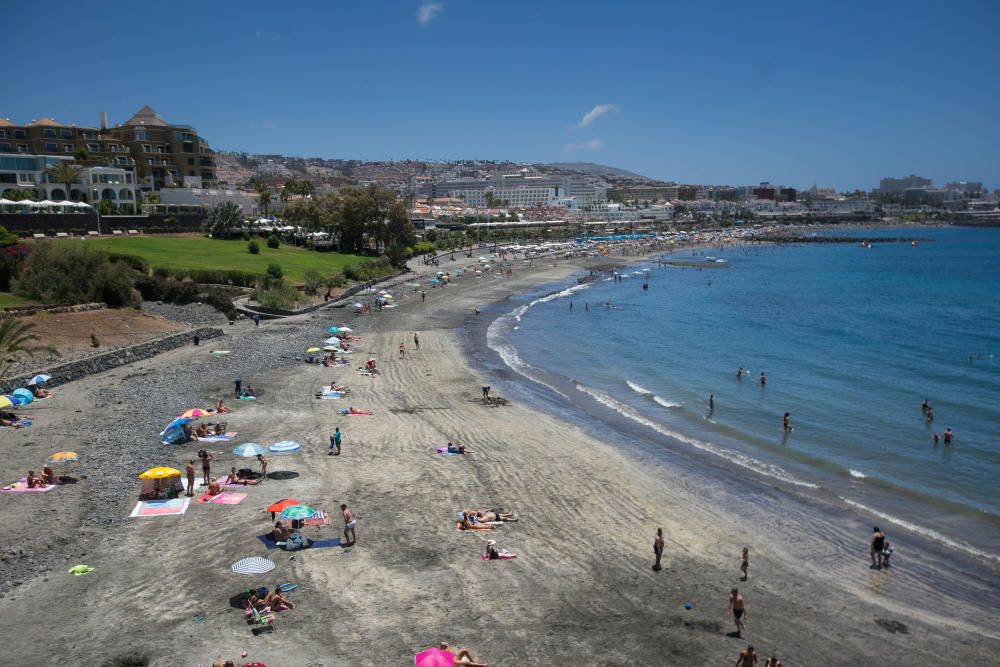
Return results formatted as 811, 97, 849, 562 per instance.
414, 647, 453, 667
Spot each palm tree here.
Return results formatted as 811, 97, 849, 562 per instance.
0, 315, 56, 388
296, 180, 315, 197
203, 201, 243, 237
258, 190, 272, 217
47, 161, 80, 201
281, 179, 298, 203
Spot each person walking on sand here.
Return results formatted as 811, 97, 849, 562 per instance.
399, 342, 406, 359
253, 313, 260, 329
413, 332, 420, 350
728, 588, 746, 636
421, 291, 426, 302
740, 547, 749, 581
870, 526, 886, 569
735, 645, 758, 667
234, 376, 241, 399
342, 504, 357, 545
198, 449, 212, 485
653, 527, 665, 571
185, 460, 196, 497
329, 427, 342, 456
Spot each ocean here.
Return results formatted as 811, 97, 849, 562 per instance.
484, 226, 1000, 565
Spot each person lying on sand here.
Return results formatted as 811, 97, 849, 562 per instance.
212, 660, 235, 667
457, 515, 495, 531
485, 539, 516, 560
342, 407, 373, 415
207, 480, 222, 496
329, 382, 349, 393
467, 509, 516, 522
439, 642, 488, 667
26, 470, 46, 488
447, 442, 472, 454
31, 385, 52, 399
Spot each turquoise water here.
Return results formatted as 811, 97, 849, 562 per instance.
491, 226, 1000, 558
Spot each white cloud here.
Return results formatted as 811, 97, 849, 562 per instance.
565, 138, 604, 151
418, 1, 444, 26
574, 104, 618, 129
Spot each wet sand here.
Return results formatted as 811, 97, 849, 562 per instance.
3, 250, 998, 666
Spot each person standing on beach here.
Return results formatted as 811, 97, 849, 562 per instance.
740, 547, 749, 581
709, 394, 714, 410
870, 526, 886, 569
735, 645, 758, 667
421, 291, 426, 302
185, 460, 196, 497
728, 588, 747, 636
253, 313, 260, 329
342, 504, 357, 545
783, 413, 791, 431
234, 376, 241, 399
653, 527, 664, 571
413, 332, 419, 350
399, 342, 405, 359
329, 427, 342, 456
199, 449, 212, 485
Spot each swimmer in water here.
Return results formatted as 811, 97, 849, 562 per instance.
737, 367, 743, 378
921, 399, 930, 414
783, 412, 791, 431
932, 432, 940, 445
709, 394, 714, 410
759, 372, 766, 386
943, 428, 953, 444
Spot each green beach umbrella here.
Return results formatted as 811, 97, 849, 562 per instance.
279, 504, 318, 521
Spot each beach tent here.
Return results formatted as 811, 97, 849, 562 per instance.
160, 416, 194, 444
12, 388, 33, 405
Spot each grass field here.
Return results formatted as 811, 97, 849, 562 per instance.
0, 293, 30, 310
50, 235, 369, 283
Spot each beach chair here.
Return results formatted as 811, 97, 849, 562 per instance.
55, 232, 69, 238
127, 229, 140, 235
112, 230, 123, 236
33, 233, 46, 239
87, 231, 99, 236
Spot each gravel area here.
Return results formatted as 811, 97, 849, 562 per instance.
140, 300, 230, 327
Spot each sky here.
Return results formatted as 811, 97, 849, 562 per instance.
3, 0, 999, 191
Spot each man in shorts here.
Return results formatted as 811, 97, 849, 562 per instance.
342, 503, 357, 545
728, 588, 747, 636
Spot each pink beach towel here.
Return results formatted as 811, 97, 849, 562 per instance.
2, 480, 56, 493
481, 553, 517, 561
129, 497, 190, 517
212, 492, 247, 505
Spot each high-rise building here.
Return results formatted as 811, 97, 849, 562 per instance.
104, 106, 217, 190
878, 175, 932, 193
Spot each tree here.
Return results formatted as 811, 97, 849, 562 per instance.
2, 188, 41, 202
47, 161, 80, 201
203, 201, 243, 237
296, 180, 315, 197
258, 190, 272, 217
280, 179, 298, 203
73, 147, 90, 162
0, 315, 56, 387
14, 245, 139, 308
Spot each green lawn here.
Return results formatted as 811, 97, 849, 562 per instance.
0, 293, 30, 310
50, 235, 369, 283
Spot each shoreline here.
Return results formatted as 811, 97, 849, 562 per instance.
3, 241, 998, 665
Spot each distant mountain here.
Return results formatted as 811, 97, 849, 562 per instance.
544, 162, 655, 181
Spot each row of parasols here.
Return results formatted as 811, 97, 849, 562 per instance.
0, 374, 51, 410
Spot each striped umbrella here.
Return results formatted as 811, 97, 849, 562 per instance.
27, 374, 51, 386
269, 441, 302, 455
279, 505, 317, 521
47, 451, 81, 464
233, 443, 265, 458
231, 557, 275, 575
178, 408, 212, 419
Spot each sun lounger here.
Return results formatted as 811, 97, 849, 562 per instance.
112, 230, 123, 235
55, 232, 69, 238
87, 231, 99, 236
32, 233, 46, 239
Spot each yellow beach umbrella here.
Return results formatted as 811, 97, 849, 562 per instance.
306, 347, 321, 353
138, 466, 181, 480
47, 451, 81, 463
0, 396, 13, 409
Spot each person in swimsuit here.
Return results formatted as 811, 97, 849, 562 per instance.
256, 453, 268, 479
185, 460, 196, 497
735, 645, 758, 667
342, 504, 357, 545
728, 588, 746, 636
653, 527, 664, 571
783, 413, 791, 431
198, 449, 212, 485
759, 373, 766, 386
737, 367, 744, 378
740, 547, 749, 581
871, 526, 886, 569
413, 332, 420, 350
943, 428, 953, 444
438, 642, 488, 667
764, 655, 781, 667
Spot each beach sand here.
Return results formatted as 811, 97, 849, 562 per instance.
3, 250, 998, 666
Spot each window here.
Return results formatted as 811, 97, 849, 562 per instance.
161, 159, 169, 165
187, 157, 194, 165
18, 173, 35, 183
156, 146, 167, 153
43, 128, 56, 138
63, 144, 74, 152
87, 143, 99, 152
16, 143, 28, 153
126, 174, 133, 183
0, 173, 15, 184
59, 129, 73, 139
91, 174, 98, 183
44, 142, 58, 152
147, 158, 155, 165
134, 128, 147, 141
14, 130, 26, 139
188, 170, 195, 176
0, 130, 6, 138
0, 142, 10, 152
109, 145, 118, 153
142, 144, 151, 152
0, 156, 38, 170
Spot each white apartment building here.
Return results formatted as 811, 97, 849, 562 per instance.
455, 186, 557, 208
0, 153, 137, 205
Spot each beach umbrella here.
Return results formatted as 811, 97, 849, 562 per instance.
382, 294, 394, 299
430, 279, 441, 284
414, 647, 454, 667
266, 498, 301, 514
159, 416, 193, 444
327, 327, 340, 334
279, 504, 317, 521
323, 337, 341, 346
322, 345, 339, 352
352, 302, 363, 309
138, 466, 181, 480
338, 327, 352, 333
178, 408, 212, 419
306, 347, 321, 353
12, 388, 33, 404
233, 443, 265, 458
231, 557, 275, 575
269, 441, 302, 455
27, 373, 51, 386
0, 396, 13, 409
47, 451, 81, 463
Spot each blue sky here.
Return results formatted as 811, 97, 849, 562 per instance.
4, 1, 999, 190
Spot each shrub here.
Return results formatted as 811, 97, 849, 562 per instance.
303, 269, 324, 295
14, 244, 139, 308
108, 252, 150, 274
266, 234, 280, 249
412, 241, 436, 255
160, 277, 199, 304
266, 263, 283, 280
248, 241, 260, 254
0, 243, 29, 291
133, 273, 163, 301
91, 333, 100, 347
201, 286, 238, 319
251, 283, 307, 310
343, 256, 394, 282
242, 232, 251, 241
152, 267, 259, 287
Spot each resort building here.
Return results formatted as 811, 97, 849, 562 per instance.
0, 117, 132, 168
0, 153, 137, 205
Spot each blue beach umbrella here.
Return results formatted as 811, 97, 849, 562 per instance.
269, 440, 302, 454
12, 388, 34, 405
327, 326, 340, 334
159, 416, 194, 445
27, 374, 51, 386
323, 337, 341, 346
233, 443, 265, 458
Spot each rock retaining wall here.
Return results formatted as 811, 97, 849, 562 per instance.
3, 326, 224, 390
3, 303, 106, 318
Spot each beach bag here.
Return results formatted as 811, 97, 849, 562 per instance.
285, 533, 309, 551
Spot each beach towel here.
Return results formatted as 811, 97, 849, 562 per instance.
2, 479, 56, 493
256, 533, 342, 550
435, 447, 459, 457
239, 396, 257, 401
195, 491, 247, 505
316, 392, 344, 400
481, 553, 517, 560
196, 432, 238, 442
129, 497, 191, 517
340, 410, 372, 416
68, 565, 94, 576
0, 419, 32, 428
302, 511, 330, 527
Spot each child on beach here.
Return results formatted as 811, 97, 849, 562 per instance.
740, 547, 749, 581
882, 541, 894, 567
